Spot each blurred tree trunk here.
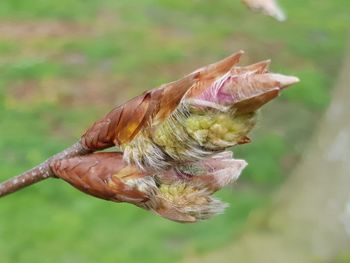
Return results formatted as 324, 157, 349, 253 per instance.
186, 36, 350, 262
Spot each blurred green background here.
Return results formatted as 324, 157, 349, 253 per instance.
0, 0, 349, 262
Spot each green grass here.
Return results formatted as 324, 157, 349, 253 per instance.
0, 0, 349, 262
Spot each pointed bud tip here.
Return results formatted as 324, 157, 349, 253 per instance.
281, 75, 300, 87
233, 50, 245, 59
224, 50, 245, 65
269, 73, 300, 88
239, 159, 248, 169
235, 159, 248, 179
273, 10, 287, 22
254, 59, 271, 72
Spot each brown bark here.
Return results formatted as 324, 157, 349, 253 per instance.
0, 141, 90, 197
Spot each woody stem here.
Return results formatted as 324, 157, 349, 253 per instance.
0, 140, 91, 198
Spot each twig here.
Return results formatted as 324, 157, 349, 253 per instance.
0, 141, 91, 198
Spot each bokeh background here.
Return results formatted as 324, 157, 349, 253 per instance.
0, 0, 349, 262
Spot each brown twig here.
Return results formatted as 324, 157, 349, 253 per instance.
0, 140, 91, 198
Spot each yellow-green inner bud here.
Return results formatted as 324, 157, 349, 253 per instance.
124, 106, 257, 171
152, 110, 256, 155
159, 183, 208, 206
184, 112, 256, 147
